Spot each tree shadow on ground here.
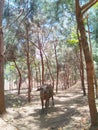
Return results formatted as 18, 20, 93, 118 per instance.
27, 95, 88, 130
5, 88, 89, 130
89, 126, 98, 130
31, 107, 80, 130
5, 93, 28, 108
5, 90, 40, 108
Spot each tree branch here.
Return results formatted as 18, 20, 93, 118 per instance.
4, 9, 24, 29
81, 0, 98, 14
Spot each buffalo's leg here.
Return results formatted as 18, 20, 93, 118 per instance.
45, 99, 49, 109
52, 96, 54, 106
41, 98, 44, 111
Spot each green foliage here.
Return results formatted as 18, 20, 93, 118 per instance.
3, 0, 98, 82
93, 2, 98, 9
66, 26, 79, 48
67, 39, 78, 45
5, 63, 16, 80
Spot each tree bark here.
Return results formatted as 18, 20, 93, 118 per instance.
79, 40, 86, 96
87, 17, 98, 98
75, 0, 97, 125
14, 60, 22, 95
77, 29, 86, 96
26, 24, 31, 102
39, 48, 44, 84
43, 50, 54, 87
0, 0, 6, 114
54, 43, 59, 92
38, 35, 45, 85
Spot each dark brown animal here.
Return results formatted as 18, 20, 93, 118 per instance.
37, 84, 54, 111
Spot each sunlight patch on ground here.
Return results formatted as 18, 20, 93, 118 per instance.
70, 104, 78, 108
55, 94, 81, 102
0, 118, 17, 130
2, 82, 90, 130
71, 116, 82, 121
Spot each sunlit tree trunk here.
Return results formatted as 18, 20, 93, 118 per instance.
77, 29, 86, 96
87, 17, 98, 98
39, 48, 44, 84
75, 0, 98, 125
38, 62, 41, 86
37, 34, 45, 85
25, 24, 31, 102
54, 43, 59, 92
0, 0, 6, 114
79, 41, 86, 96
33, 59, 38, 86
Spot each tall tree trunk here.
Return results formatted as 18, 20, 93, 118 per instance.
26, 25, 31, 102
39, 48, 44, 84
38, 62, 41, 86
38, 35, 45, 85
0, 0, 6, 114
14, 60, 22, 95
54, 43, 59, 92
79, 40, 86, 96
43, 50, 54, 87
75, 0, 97, 125
77, 29, 86, 96
87, 17, 98, 98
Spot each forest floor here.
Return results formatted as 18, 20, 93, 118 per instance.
0, 81, 93, 130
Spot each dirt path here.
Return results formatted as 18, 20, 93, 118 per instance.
1, 81, 90, 130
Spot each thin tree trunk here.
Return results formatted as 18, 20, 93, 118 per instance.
37, 39, 44, 85
66, 66, 70, 88
14, 60, 22, 94
37, 32, 45, 85
54, 44, 59, 92
43, 50, 54, 87
25, 24, 31, 102
0, 0, 6, 114
33, 59, 39, 87
39, 48, 44, 84
38, 62, 41, 86
75, 0, 97, 125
